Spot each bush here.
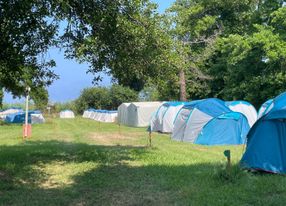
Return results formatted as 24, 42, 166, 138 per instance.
109, 85, 138, 109
54, 101, 77, 114
75, 85, 138, 114
30, 87, 49, 111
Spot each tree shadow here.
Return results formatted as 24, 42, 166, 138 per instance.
0, 141, 285, 205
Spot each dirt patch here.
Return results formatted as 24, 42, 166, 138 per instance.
88, 132, 146, 146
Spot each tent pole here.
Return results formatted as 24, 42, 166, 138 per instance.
148, 131, 152, 147
118, 123, 121, 136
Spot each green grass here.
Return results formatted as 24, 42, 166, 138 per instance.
1, 117, 286, 205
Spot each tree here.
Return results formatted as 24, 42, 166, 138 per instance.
0, 0, 58, 102
55, 0, 175, 92
109, 85, 138, 109
75, 85, 138, 114
165, 0, 263, 101
30, 87, 49, 111
207, 2, 286, 107
75, 87, 110, 114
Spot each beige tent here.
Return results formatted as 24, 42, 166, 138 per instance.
117, 103, 131, 125
119, 102, 163, 127
60, 110, 75, 118
31, 113, 45, 124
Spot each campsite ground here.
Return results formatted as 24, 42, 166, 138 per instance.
0, 117, 286, 205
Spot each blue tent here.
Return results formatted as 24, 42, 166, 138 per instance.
5, 111, 38, 123
241, 92, 286, 174
172, 98, 232, 142
257, 99, 273, 119
195, 112, 250, 145
150, 101, 190, 133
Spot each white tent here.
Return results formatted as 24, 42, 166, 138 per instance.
117, 103, 131, 125
83, 109, 95, 118
99, 111, 117, 123
0, 108, 23, 120
150, 102, 188, 133
88, 110, 118, 123
172, 98, 231, 142
257, 99, 273, 119
31, 113, 45, 124
225, 101, 257, 127
90, 111, 96, 119
83, 110, 89, 118
125, 102, 163, 127
104, 112, 117, 123
60, 110, 75, 118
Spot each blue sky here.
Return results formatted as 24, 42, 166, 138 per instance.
4, 0, 175, 103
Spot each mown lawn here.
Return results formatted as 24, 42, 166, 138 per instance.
0, 117, 286, 205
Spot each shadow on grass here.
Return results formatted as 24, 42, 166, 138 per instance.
0, 141, 268, 206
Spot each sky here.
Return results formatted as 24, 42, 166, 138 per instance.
4, 0, 175, 103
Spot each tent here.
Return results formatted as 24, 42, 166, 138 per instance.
257, 99, 273, 119
31, 113, 45, 124
117, 103, 131, 125
90, 110, 97, 119
122, 102, 163, 127
82, 110, 89, 118
0, 108, 23, 119
83, 108, 95, 118
195, 112, 250, 145
60, 110, 75, 118
86, 110, 118, 123
241, 92, 286, 174
98, 110, 117, 123
150, 102, 189, 133
225, 101, 257, 127
5, 110, 45, 124
172, 98, 231, 143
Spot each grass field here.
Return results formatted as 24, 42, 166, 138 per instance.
1, 117, 286, 205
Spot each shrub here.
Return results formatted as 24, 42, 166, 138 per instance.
109, 85, 138, 109
75, 85, 138, 114
54, 101, 77, 114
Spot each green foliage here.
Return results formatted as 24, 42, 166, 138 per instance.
74, 87, 111, 114
75, 85, 138, 114
30, 87, 49, 111
207, 6, 286, 107
109, 85, 138, 109
0, 0, 58, 97
163, 0, 286, 106
214, 164, 246, 184
2, 0, 286, 107
58, 0, 172, 91
139, 82, 160, 101
54, 101, 77, 114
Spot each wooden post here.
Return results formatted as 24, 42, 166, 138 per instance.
148, 131, 152, 147
118, 123, 121, 136
224, 150, 231, 173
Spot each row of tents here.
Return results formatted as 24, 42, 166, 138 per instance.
115, 93, 286, 175
0, 108, 45, 124
82, 109, 118, 123
115, 99, 257, 146
150, 99, 256, 146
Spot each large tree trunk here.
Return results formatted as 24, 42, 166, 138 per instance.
179, 69, 187, 101
0, 89, 3, 109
